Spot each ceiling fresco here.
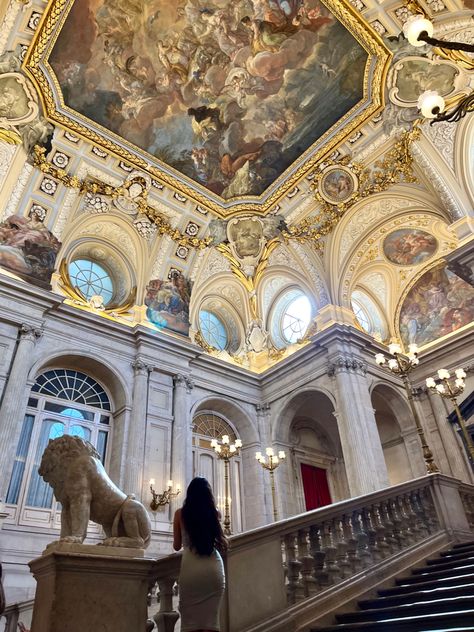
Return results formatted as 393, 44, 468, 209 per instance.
25, 0, 390, 216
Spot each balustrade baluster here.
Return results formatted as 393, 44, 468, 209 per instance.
309, 524, 328, 589
420, 487, 440, 533
403, 492, 422, 542
395, 494, 415, 545
411, 489, 430, 537
387, 497, 403, 550
322, 520, 340, 584
284, 532, 302, 604
361, 507, 380, 562
297, 528, 317, 598
342, 513, 359, 573
153, 576, 179, 632
372, 503, 390, 559
334, 515, 352, 578
351, 509, 371, 568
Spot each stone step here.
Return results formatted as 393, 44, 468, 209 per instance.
335, 595, 474, 624
439, 545, 474, 559
310, 611, 474, 631
412, 555, 474, 574
359, 581, 474, 609
395, 563, 474, 585
379, 572, 474, 596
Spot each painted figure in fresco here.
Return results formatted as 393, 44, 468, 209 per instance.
228, 217, 265, 259
0, 212, 60, 286
145, 272, 192, 335
399, 265, 474, 347
383, 229, 437, 267
48, 0, 365, 199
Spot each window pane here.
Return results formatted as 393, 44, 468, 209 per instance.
68, 259, 114, 304
97, 431, 108, 464
26, 420, 65, 508
70, 425, 91, 441
199, 310, 228, 350
6, 415, 35, 505
281, 295, 311, 343
44, 401, 93, 421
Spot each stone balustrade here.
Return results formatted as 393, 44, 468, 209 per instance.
148, 474, 474, 632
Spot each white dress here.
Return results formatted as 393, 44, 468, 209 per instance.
179, 527, 225, 632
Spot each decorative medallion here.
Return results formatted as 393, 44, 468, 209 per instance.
24, 0, 391, 217
383, 228, 438, 266
318, 164, 358, 204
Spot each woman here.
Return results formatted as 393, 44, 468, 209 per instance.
173, 477, 227, 632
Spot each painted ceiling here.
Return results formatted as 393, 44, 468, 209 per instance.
27, 0, 390, 216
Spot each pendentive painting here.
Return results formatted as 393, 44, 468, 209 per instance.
383, 229, 438, 266
145, 272, 192, 335
0, 212, 61, 289
399, 264, 474, 348
48, 0, 368, 199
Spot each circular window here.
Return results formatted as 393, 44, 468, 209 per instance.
69, 259, 114, 304
199, 310, 228, 350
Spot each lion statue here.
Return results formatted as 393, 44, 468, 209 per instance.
39, 435, 151, 549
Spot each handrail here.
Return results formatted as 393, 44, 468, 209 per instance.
148, 474, 474, 632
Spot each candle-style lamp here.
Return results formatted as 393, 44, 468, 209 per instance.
256, 447, 286, 521
211, 435, 242, 535
149, 479, 181, 511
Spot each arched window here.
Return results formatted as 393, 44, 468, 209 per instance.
198, 310, 228, 350
6, 369, 112, 529
192, 412, 242, 533
270, 288, 313, 348
350, 290, 386, 339
68, 259, 114, 304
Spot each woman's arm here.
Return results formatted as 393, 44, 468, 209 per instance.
173, 508, 182, 551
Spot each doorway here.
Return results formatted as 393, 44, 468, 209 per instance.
301, 463, 332, 510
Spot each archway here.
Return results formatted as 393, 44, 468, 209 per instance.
274, 389, 349, 517
371, 383, 416, 485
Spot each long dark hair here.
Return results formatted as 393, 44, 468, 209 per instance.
181, 477, 227, 556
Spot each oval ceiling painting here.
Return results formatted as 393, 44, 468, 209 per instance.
383, 228, 438, 267
25, 0, 390, 215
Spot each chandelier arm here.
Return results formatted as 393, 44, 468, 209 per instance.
419, 32, 474, 52
430, 93, 474, 125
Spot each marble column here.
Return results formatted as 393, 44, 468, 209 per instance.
0, 324, 42, 499
171, 374, 194, 494
123, 358, 153, 500
329, 355, 390, 496
254, 403, 273, 525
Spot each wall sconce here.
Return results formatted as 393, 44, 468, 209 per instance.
149, 479, 181, 511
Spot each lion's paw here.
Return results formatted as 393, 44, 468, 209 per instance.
99, 537, 121, 547
59, 536, 84, 544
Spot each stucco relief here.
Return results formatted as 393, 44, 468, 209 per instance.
262, 275, 289, 316
358, 272, 387, 306
291, 242, 329, 306
2, 161, 33, 221
338, 198, 419, 264
77, 221, 137, 262
0, 143, 16, 183
199, 249, 232, 282
423, 121, 456, 172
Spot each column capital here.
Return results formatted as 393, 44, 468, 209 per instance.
20, 323, 43, 342
256, 402, 271, 414
173, 373, 194, 392
132, 358, 153, 376
328, 355, 367, 377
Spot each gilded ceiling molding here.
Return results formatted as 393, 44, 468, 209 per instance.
23, 0, 391, 217
32, 145, 213, 249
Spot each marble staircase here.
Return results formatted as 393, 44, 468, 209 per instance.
311, 540, 474, 631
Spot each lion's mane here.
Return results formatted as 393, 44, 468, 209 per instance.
38, 435, 99, 479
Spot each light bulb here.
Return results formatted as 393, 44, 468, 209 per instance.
403, 14, 434, 47
438, 369, 450, 380
436, 383, 445, 394
216, 445, 221, 453
222, 435, 229, 444
149, 478, 156, 487
266, 447, 274, 456
455, 368, 466, 379
388, 359, 398, 370
210, 439, 218, 448
230, 445, 236, 453
418, 91, 445, 119
256, 451, 262, 460
426, 377, 436, 389
234, 439, 242, 448
388, 343, 401, 355
167, 480, 173, 489
278, 451, 286, 459
455, 378, 465, 389
375, 353, 385, 365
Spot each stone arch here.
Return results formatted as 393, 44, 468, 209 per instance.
191, 395, 257, 445
272, 388, 348, 516
370, 381, 416, 485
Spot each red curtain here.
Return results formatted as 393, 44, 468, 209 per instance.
301, 463, 332, 511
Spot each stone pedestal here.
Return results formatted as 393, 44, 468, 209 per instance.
29, 544, 155, 632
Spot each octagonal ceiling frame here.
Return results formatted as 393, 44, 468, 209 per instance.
24, 0, 392, 219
